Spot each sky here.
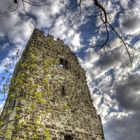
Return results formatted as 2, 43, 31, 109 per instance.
0, 0, 140, 140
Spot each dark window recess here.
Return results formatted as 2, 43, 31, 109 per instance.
64, 135, 73, 140
59, 58, 70, 69
60, 58, 64, 67
61, 86, 65, 96
52, 138, 57, 140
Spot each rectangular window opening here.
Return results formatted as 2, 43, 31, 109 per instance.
64, 134, 73, 140
59, 58, 70, 69
61, 86, 65, 96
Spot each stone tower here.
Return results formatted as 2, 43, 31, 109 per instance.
0, 29, 104, 140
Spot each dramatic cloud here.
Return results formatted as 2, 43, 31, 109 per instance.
97, 51, 121, 68
116, 0, 140, 36
0, 0, 13, 13
119, 9, 140, 35
104, 113, 140, 140
116, 75, 140, 111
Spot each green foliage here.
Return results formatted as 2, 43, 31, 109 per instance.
44, 129, 51, 140
63, 103, 71, 110
0, 48, 59, 139
34, 116, 41, 125
44, 78, 49, 84
5, 123, 14, 140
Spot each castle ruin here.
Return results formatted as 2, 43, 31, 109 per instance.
0, 29, 104, 140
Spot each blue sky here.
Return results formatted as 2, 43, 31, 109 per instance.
0, 0, 140, 140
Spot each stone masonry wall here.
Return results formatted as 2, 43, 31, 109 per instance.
0, 29, 104, 140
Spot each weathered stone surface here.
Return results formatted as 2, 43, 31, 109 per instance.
0, 29, 104, 140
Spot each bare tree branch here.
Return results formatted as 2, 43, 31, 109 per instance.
92, 0, 133, 66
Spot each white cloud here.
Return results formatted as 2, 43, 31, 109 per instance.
0, 0, 13, 13
133, 40, 140, 51
71, 33, 81, 49
119, 0, 129, 9
79, 34, 140, 128
119, 10, 140, 35
0, 100, 5, 114
0, 11, 34, 44
104, 113, 140, 140
115, 75, 140, 111
120, 0, 140, 35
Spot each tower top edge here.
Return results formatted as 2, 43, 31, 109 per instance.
32, 28, 65, 44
